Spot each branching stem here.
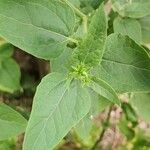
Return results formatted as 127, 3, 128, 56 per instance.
64, 0, 88, 33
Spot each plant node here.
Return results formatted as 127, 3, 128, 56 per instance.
69, 63, 91, 84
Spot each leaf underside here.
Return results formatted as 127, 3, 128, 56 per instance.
93, 34, 150, 93
89, 77, 120, 105
0, 0, 76, 59
23, 73, 91, 150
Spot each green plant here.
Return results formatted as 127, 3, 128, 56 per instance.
0, 0, 150, 150
0, 42, 21, 93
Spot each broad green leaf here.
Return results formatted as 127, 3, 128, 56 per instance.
73, 4, 107, 67
139, 15, 150, 44
0, 59, 21, 93
74, 21, 86, 39
113, 17, 142, 43
23, 73, 91, 150
130, 93, 150, 122
75, 91, 111, 140
93, 34, 150, 93
51, 48, 72, 74
0, 0, 76, 60
0, 103, 27, 141
75, 114, 93, 140
0, 43, 13, 59
0, 43, 21, 93
90, 90, 111, 115
88, 77, 120, 105
112, 0, 150, 18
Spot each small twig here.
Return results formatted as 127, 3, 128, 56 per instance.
91, 105, 113, 150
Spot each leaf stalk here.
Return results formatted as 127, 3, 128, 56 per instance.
64, 0, 88, 33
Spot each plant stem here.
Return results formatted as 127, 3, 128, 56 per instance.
64, 0, 88, 33
91, 105, 113, 150
68, 37, 79, 45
